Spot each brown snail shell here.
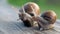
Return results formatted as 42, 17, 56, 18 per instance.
24, 2, 40, 16
41, 10, 57, 24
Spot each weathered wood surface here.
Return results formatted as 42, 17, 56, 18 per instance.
0, 20, 60, 34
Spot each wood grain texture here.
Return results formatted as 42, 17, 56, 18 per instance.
0, 20, 60, 34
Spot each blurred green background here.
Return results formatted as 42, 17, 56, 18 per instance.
8, 0, 60, 19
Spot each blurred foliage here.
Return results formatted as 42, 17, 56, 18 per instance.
47, 0, 60, 6
8, 0, 60, 19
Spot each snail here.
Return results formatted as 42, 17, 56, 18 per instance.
18, 2, 40, 27
37, 10, 57, 30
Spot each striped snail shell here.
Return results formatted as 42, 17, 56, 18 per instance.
23, 2, 40, 16
41, 10, 57, 24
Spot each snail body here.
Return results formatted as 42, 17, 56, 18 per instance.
21, 13, 33, 27
19, 7, 34, 27
19, 12, 34, 27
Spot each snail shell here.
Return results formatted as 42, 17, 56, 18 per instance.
24, 2, 40, 16
41, 10, 57, 24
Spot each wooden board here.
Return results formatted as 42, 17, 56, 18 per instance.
0, 20, 60, 34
